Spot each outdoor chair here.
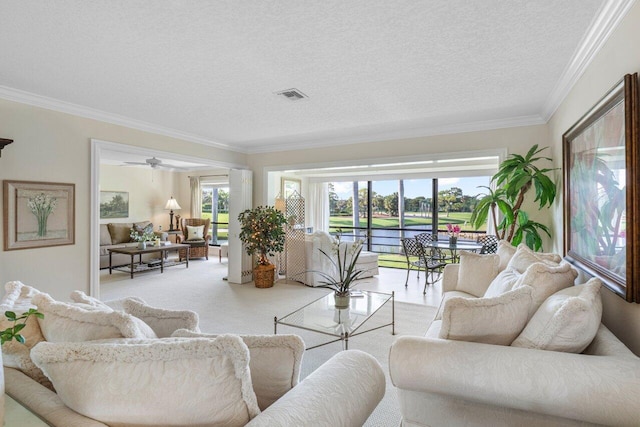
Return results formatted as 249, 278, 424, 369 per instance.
477, 234, 499, 254
415, 232, 448, 263
177, 218, 211, 260
401, 237, 446, 294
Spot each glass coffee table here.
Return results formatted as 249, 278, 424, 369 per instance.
274, 290, 394, 350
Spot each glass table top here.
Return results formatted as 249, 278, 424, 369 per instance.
276, 290, 393, 338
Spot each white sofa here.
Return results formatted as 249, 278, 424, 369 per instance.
300, 231, 379, 287
2, 283, 386, 427
389, 248, 640, 427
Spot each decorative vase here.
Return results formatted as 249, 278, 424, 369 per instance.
334, 292, 350, 309
254, 263, 276, 288
449, 236, 457, 245
138, 241, 147, 249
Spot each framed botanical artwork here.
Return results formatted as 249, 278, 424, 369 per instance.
100, 191, 129, 218
3, 180, 76, 250
563, 73, 639, 302
282, 177, 301, 198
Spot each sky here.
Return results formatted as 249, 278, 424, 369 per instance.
331, 176, 491, 199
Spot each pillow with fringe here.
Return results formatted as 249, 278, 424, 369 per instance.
506, 243, 562, 274
123, 298, 200, 338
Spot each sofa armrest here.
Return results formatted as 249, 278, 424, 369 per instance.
246, 350, 385, 427
4, 367, 108, 427
389, 336, 640, 426
441, 263, 460, 293
153, 231, 168, 241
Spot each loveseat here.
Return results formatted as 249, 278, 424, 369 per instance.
1, 282, 385, 426
99, 221, 168, 269
389, 243, 640, 426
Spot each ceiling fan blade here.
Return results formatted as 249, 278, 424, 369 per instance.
123, 161, 149, 166
157, 163, 187, 170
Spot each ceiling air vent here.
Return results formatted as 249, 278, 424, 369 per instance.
275, 88, 308, 101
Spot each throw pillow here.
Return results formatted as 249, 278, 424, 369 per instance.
172, 329, 304, 410
439, 285, 533, 345
512, 278, 603, 353
0, 281, 51, 389
31, 335, 261, 426
483, 268, 521, 298
107, 223, 133, 244
33, 293, 157, 342
506, 243, 562, 274
186, 225, 205, 241
123, 298, 200, 338
496, 240, 517, 272
455, 251, 500, 297
69, 290, 113, 311
512, 261, 578, 318
131, 223, 154, 241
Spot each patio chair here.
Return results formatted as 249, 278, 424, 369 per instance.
477, 234, 499, 254
415, 232, 448, 263
401, 237, 446, 294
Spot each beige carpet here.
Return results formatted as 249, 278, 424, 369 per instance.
101, 259, 437, 426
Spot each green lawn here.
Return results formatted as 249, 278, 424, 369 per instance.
200, 212, 229, 240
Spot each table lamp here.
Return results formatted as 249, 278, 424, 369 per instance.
165, 197, 182, 231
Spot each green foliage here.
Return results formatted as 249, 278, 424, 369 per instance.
238, 206, 287, 265
1, 309, 44, 345
470, 145, 557, 251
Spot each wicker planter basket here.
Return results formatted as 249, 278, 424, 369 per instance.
254, 263, 276, 288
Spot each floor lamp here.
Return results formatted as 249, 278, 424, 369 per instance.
165, 197, 182, 231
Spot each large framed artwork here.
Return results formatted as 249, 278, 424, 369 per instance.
563, 73, 639, 302
3, 180, 76, 251
100, 191, 129, 219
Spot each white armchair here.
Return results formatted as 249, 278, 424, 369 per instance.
300, 231, 379, 287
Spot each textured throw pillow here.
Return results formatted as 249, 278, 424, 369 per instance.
512, 278, 603, 353
69, 290, 113, 311
455, 251, 500, 297
512, 261, 578, 318
123, 298, 200, 338
31, 335, 260, 426
506, 243, 562, 274
496, 240, 517, 272
131, 223, 154, 241
0, 281, 51, 389
186, 225, 205, 241
439, 285, 533, 345
483, 268, 521, 298
172, 329, 304, 410
34, 293, 157, 342
107, 223, 133, 244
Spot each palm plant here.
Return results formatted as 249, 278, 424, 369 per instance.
470, 145, 557, 251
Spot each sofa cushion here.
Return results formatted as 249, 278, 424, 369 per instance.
33, 293, 157, 342
123, 298, 200, 338
186, 224, 205, 240
434, 290, 475, 321
31, 335, 261, 426
512, 278, 603, 353
0, 281, 51, 389
439, 285, 533, 345
512, 261, 578, 318
99, 224, 112, 246
107, 223, 133, 244
483, 268, 521, 298
496, 240, 517, 272
506, 243, 562, 274
456, 251, 500, 297
172, 329, 304, 410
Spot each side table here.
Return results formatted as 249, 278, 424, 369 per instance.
166, 230, 182, 243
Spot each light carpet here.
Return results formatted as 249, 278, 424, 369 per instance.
100, 260, 437, 426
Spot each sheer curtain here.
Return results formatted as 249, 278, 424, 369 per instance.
189, 176, 201, 218
308, 182, 329, 232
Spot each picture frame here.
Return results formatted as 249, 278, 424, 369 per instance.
100, 191, 129, 219
3, 180, 75, 251
282, 177, 301, 198
562, 73, 639, 302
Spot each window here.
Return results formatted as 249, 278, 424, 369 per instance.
201, 186, 229, 245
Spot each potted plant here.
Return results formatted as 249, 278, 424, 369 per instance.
470, 144, 557, 251
314, 232, 364, 308
238, 206, 287, 288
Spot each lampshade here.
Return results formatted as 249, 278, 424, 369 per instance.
165, 197, 181, 210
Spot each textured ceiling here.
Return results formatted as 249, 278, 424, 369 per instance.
0, 1, 624, 153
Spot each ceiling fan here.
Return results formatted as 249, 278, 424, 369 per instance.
123, 157, 186, 170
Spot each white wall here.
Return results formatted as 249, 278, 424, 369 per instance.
547, 1, 640, 354
0, 98, 246, 299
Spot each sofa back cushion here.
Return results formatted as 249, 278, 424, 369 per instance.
456, 251, 500, 297
107, 223, 133, 244
99, 224, 112, 245
31, 336, 261, 426
496, 240, 517, 272
506, 243, 562, 274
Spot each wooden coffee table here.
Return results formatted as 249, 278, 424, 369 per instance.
108, 243, 190, 279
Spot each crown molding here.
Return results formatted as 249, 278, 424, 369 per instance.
541, 0, 636, 120
0, 85, 248, 154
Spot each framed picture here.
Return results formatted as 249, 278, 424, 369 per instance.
282, 178, 301, 198
563, 73, 639, 302
3, 180, 75, 251
100, 191, 129, 219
